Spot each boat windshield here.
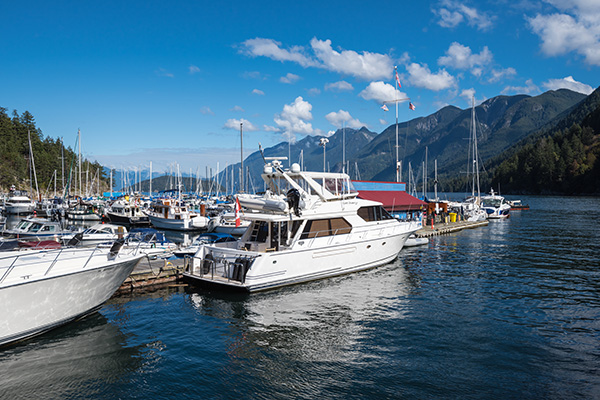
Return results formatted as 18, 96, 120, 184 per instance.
482, 198, 502, 207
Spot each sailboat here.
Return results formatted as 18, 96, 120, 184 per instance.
453, 98, 487, 222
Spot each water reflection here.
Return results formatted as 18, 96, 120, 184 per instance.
0, 313, 143, 400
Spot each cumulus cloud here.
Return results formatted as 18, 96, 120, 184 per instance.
528, 2, 600, 66
240, 37, 393, 81
406, 63, 457, 91
223, 118, 259, 131
542, 76, 594, 94
325, 110, 365, 129
358, 81, 408, 104
325, 81, 354, 92
488, 67, 517, 83
243, 71, 268, 80
433, 1, 493, 30
272, 97, 322, 141
252, 89, 265, 95
438, 42, 493, 72
280, 73, 301, 84
501, 79, 540, 95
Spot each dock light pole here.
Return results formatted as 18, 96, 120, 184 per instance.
319, 138, 329, 172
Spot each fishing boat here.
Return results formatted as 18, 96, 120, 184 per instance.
481, 189, 511, 219
183, 160, 418, 292
0, 241, 144, 346
144, 198, 208, 231
2, 217, 75, 241
105, 198, 150, 226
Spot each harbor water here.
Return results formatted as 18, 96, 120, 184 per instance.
1, 195, 600, 399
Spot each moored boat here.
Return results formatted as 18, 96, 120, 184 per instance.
144, 198, 208, 231
481, 189, 511, 219
183, 160, 418, 292
0, 241, 144, 346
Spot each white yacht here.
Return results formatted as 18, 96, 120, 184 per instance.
481, 189, 511, 219
144, 198, 208, 231
183, 161, 418, 292
0, 241, 144, 346
4, 187, 36, 215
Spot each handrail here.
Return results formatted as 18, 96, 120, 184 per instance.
0, 254, 21, 283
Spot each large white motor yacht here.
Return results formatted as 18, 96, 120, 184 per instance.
183, 161, 418, 292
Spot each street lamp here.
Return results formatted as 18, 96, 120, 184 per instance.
319, 138, 329, 172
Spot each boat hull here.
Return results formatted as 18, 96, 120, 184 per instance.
148, 215, 207, 231
0, 254, 142, 346
183, 230, 411, 292
106, 211, 150, 226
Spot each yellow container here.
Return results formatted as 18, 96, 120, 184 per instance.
449, 212, 457, 223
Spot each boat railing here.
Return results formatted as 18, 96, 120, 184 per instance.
0, 243, 132, 285
189, 251, 256, 284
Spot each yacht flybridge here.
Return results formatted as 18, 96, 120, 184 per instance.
183, 160, 418, 292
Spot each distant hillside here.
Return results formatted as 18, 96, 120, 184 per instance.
122, 174, 223, 194
491, 86, 600, 194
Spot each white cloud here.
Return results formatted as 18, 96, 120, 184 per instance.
189, 65, 201, 74
200, 106, 214, 115
240, 38, 315, 67
501, 79, 540, 95
379, 118, 388, 125
433, 1, 493, 30
488, 67, 517, 83
223, 118, 259, 131
358, 81, 408, 104
460, 88, 476, 102
438, 42, 493, 72
307, 88, 321, 96
243, 71, 267, 80
252, 89, 265, 95
406, 63, 457, 91
542, 76, 594, 94
240, 37, 393, 81
309, 38, 393, 81
324, 110, 365, 129
230, 105, 244, 112
273, 97, 322, 140
528, 2, 600, 66
324, 81, 354, 92
280, 73, 301, 84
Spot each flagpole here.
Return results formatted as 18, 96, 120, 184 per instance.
395, 66, 399, 183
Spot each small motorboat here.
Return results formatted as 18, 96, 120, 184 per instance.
174, 232, 237, 258
403, 234, 429, 247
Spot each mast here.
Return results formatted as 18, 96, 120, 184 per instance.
78, 129, 82, 197
342, 121, 346, 174
150, 161, 153, 195
471, 97, 481, 200
395, 66, 399, 182
240, 122, 244, 193
28, 130, 40, 201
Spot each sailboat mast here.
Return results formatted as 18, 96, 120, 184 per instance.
395, 66, 399, 183
78, 129, 82, 197
472, 97, 481, 199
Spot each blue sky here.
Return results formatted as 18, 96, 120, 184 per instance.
2, 0, 599, 177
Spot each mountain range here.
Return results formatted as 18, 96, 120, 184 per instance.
219, 88, 589, 193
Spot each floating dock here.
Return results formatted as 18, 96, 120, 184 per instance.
415, 219, 489, 237
116, 256, 187, 292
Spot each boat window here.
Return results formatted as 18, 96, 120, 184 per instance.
300, 218, 352, 239
358, 206, 394, 222
30, 223, 43, 232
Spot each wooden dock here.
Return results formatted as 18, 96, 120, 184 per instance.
415, 219, 489, 237
116, 256, 187, 293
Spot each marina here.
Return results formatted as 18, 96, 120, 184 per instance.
1, 195, 598, 399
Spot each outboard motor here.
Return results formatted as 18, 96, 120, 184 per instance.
286, 188, 302, 217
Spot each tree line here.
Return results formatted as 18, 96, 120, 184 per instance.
0, 107, 108, 197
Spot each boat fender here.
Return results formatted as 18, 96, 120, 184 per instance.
202, 253, 214, 274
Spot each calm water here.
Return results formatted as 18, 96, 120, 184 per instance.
1, 196, 600, 399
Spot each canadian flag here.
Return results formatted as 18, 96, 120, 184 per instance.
235, 196, 241, 227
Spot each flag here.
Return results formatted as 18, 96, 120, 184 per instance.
234, 196, 241, 227
381, 104, 389, 111
409, 102, 415, 111
395, 70, 402, 88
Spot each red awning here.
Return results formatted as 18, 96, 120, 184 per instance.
357, 190, 426, 212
